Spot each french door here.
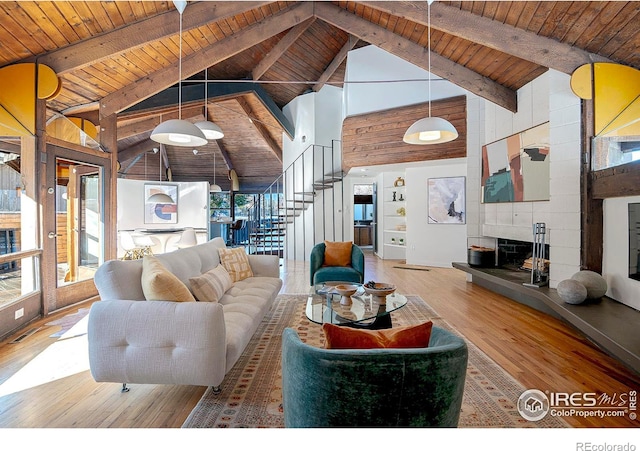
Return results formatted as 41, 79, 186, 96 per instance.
41, 140, 113, 313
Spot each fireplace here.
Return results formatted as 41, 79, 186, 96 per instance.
467, 236, 550, 271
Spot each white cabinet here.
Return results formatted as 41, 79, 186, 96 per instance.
382, 183, 406, 259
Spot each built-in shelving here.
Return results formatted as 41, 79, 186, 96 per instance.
381, 182, 406, 259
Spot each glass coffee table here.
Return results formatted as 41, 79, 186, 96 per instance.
306, 281, 408, 329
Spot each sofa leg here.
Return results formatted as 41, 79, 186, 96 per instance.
211, 385, 221, 394
121, 383, 130, 393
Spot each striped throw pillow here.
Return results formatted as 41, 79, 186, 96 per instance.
189, 265, 233, 302
218, 247, 253, 282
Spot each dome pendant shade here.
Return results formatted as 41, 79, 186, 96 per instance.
151, 119, 208, 147
403, 116, 458, 144
195, 121, 224, 140
147, 193, 175, 204
209, 183, 222, 192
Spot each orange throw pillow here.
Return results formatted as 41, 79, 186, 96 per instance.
323, 241, 353, 266
323, 321, 433, 349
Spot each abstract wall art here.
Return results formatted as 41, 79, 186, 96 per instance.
481, 122, 550, 203
144, 184, 178, 224
428, 176, 466, 224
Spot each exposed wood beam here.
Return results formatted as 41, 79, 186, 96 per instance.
313, 35, 358, 93
360, 1, 611, 75
253, 17, 316, 80
214, 140, 234, 172
235, 97, 283, 163
100, 2, 314, 117
117, 140, 158, 164
314, 2, 517, 112
591, 160, 640, 199
28, 1, 273, 74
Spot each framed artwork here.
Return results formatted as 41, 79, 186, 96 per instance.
144, 184, 178, 224
481, 122, 550, 203
428, 176, 466, 224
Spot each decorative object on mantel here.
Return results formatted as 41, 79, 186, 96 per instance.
402, 0, 458, 145
571, 270, 608, 299
557, 279, 588, 305
523, 222, 548, 288
394, 177, 405, 187
397, 207, 406, 216
392, 191, 397, 201
399, 193, 404, 201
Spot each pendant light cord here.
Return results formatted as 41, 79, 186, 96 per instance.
428, 0, 432, 118
178, 10, 183, 120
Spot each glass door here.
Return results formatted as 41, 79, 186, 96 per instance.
41, 142, 113, 312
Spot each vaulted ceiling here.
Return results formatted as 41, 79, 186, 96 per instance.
1, 1, 639, 191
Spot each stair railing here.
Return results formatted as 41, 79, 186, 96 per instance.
248, 140, 345, 261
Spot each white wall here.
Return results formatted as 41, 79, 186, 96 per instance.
116, 179, 209, 231
344, 46, 465, 117
603, 196, 640, 310
406, 160, 468, 267
475, 70, 582, 288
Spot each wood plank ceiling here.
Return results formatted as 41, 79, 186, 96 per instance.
0, 1, 638, 191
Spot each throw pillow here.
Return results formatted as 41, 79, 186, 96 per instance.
324, 241, 353, 266
189, 265, 233, 302
141, 256, 196, 302
218, 247, 254, 282
322, 321, 433, 349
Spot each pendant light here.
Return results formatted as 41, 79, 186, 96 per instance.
209, 150, 222, 192
147, 146, 176, 203
195, 69, 224, 140
403, 0, 458, 145
151, 1, 207, 147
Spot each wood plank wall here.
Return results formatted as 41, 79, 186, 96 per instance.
341, 96, 467, 172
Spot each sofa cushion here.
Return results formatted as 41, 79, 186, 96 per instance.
324, 241, 352, 266
141, 256, 196, 302
189, 265, 233, 302
322, 321, 433, 349
218, 247, 254, 282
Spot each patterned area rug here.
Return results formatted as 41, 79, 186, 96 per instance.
182, 294, 568, 428
44, 307, 90, 338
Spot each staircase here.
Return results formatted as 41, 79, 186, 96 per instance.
246, 141, 346, 260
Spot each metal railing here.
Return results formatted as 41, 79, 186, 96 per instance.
247, 141, 345, 261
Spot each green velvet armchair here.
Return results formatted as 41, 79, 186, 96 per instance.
309, 242, 365, 286
281, 326, 468, 427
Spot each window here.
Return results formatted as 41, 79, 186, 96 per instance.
592, 135, 640, 171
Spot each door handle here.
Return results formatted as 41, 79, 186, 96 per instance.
48, 232, 60, 239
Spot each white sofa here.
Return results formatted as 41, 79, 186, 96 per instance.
87, 237, 282, 391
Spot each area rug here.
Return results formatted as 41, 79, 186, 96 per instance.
182, 294, 568, 428
44, 307, 90, 338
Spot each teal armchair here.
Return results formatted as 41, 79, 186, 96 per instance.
281, 326, 468, 427
309, 242, 365, 286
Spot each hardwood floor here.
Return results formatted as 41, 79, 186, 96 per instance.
0, 250, 638, 428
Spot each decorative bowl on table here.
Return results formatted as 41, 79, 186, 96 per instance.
334, 284, 358, 305
363, 282, 396, 304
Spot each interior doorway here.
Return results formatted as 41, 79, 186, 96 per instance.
353, 183, 377, 252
